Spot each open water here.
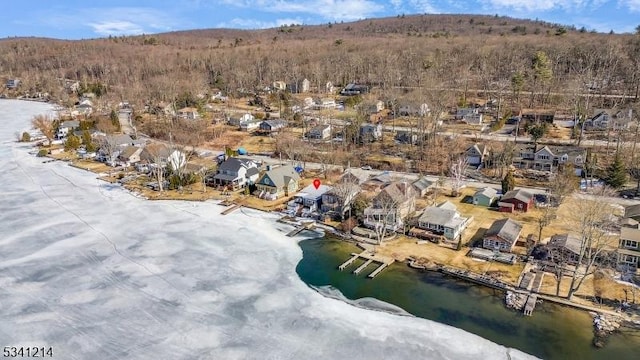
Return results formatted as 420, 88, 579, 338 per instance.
296, 238, 640, 360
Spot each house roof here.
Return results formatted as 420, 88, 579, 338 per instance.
217, 157, 256, 172
309, 124, 331, 133
340, 169, 369, 184
536, 146, 554, 156
474, 187, 498, 199
624, 204, 640, 219
295, 184, 332, 200
412, 176, 434, 191
119, 145, 140, 160
375, 181, 413, 204
549, 233, 582, 255
620, 217, 639, 228
438, 201, 457, 211
621, 227, 640, 242
246, 167, 260, 177
213, 173, 238, 181
418, 202, 467, 229
258, 165, 300, 188
502, 189, 533, 203
467, 143, 487, 155
261, 119, 287, 128
60, 120, 80, 129
140, 143, 171, 161
485, 218, 522, 244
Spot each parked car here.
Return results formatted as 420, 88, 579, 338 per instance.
361, 165, 372, 170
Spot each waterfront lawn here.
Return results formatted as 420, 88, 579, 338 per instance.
376, 236, 526, 285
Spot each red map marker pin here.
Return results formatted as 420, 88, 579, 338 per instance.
313, 178, 321, 190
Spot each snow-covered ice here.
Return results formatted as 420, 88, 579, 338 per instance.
0, 100, 537, 359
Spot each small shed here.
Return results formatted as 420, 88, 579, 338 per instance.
473, 188, 499, 207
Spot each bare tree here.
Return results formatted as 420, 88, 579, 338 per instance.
364, 192, 401, 245
331, 173, 361, 220
449, 155, 468, 197
97, 135, 119, 165
565, 188, 619, 300
31, 114, 56, 146
547, 165, 578, 206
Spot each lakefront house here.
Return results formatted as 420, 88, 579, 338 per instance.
363, 181, 415, 232
255, 165, 300, 200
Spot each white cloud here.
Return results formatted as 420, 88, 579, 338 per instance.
217, 17, 304, 29
219, 0, 383, 20
390, 0, 404, 10
43, 7, 180, 37
619, 0, 640, 11
87, 21, 144, 36
482, 0, 598, 12
408, 0, 439, 13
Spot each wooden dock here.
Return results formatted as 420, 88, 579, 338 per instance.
524, 294, 538, 316
221, 204, 241, 215
337, 251, 394, 279
339, 254, 359, 270
368, 263, 390, 278
353, 259, 373, 274
286, 222, 315, 237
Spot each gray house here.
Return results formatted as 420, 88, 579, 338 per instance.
466, 144, 489, 167
417, 201, 471, 241
412, 177, 434, 197
473, 188, 499, 207
359, 123, 382, 143
212, 158, 260, 189
483, 218, 523, 252
307, 124, 332, 140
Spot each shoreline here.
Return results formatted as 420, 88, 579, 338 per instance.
33, 149, 640, 345
15, 99, 640, 354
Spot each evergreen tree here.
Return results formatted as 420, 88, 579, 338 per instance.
110, 110, 121, 131
502, 169, 515, 194
64, 134, 81, 151
82, 130, 97, 152
604, 154, 627, 189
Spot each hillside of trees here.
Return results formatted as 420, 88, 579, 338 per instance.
0, 14, 639, 111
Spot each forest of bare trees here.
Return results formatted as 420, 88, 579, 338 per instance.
1, 15, 639, 114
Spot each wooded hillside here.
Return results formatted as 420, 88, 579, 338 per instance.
1, 14, 639, 110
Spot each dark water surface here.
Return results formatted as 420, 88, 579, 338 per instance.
296, 238, 640, 360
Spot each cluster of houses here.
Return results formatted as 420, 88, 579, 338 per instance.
466, 142, 587, 176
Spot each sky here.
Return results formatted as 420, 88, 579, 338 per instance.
1, 0, 638, 39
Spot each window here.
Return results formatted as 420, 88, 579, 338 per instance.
621, 254, 639, 264
537, 155, 549, 160
622, 239, 639, 249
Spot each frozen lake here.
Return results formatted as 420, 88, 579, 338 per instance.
0, 100, 534, 359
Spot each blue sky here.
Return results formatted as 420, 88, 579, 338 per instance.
1, 0, 638, 39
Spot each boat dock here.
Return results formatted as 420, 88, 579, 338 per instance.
353, 259, 373, 274
286, 222, 315, 237
524, 294, 538, 316
338, 250, 395, 279
221, 203, 242, 215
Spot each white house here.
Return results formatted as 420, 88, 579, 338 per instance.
240, 119, 261, 132
272, 81, 287, 91
56, 120, 80, 139
228, 113, 255, 126
288, 183, 332, 217
314, 98, 336, 110
417, 201, 471, 241
212, 157, 260, 189
177, 107, 199, 120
